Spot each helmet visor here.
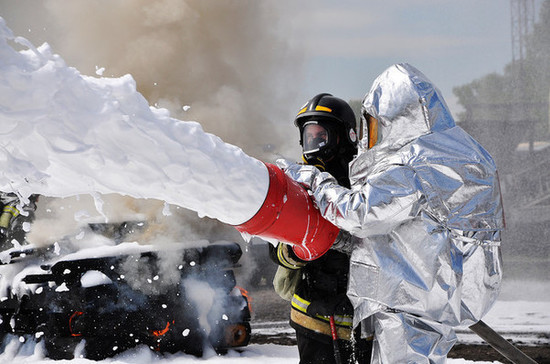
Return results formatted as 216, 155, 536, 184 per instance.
302, 122, 330, 153
367, 115, 378, 149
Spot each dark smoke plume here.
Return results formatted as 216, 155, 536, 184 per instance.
2, 0, 303, 159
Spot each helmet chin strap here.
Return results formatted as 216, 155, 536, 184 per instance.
301, 154, 326, 171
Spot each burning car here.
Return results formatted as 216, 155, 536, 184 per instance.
0, 222, 251, 360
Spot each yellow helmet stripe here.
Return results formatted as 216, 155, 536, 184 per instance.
315, 105, 332, 112
297, 105, 332, 116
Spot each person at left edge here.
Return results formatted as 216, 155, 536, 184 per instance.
0, 192, 39, 250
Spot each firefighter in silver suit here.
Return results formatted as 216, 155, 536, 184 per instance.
279, 63, 504, 363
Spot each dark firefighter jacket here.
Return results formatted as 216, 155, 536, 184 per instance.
269, 243, 354, 343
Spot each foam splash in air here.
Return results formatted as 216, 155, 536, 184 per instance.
0, 17, 269, 226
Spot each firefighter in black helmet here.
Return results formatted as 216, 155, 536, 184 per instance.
270, 94, 371, 364
295, 93, 358, 186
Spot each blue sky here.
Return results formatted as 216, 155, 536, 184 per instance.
287, 0, 545, 118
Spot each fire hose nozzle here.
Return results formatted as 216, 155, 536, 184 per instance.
234, 163, 339, 261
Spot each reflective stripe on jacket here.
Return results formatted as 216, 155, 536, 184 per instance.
291, 293, 353, 340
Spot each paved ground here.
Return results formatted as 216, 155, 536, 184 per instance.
246, 287, 550, 364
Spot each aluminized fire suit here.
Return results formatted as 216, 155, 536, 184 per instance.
281, 63, 504, 363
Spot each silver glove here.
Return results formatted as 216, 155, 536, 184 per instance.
275, 159, 321, 190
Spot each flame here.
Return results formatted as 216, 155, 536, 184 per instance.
69, 311, 84, 337
150, 320, 174, 337
236, 286, 253, 314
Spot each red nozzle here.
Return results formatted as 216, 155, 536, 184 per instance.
235, 163, 338, 261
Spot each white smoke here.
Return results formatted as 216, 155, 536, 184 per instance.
27, 195, 242, 248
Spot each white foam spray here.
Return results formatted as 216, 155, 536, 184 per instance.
0, 18, 270, 226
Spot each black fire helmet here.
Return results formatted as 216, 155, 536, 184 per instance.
294, 93, 358, 165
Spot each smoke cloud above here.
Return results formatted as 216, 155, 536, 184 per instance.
2, 0, 303, 159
